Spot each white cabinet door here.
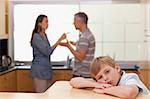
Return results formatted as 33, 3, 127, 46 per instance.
88, 23, 102, 42
103, 23, 124, 42
145, 3, 150, 36
103, 43, 124, 60
123, 4, 144, 23
125, 42, 147, 61
125, 24, 145, 42
94, 42, 102, 58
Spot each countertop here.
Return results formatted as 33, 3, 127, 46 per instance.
0, 81, 149, 99
0, 65, 71, 75
0, 62, 142, 76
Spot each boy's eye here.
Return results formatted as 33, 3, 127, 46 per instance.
98, 76, 102, 80
93, 77, 97, 81
106, 70, 110, 73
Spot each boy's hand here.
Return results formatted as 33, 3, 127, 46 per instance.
93, 88, 105, 94
94, 83, 112, 89
93, 83, 112, 94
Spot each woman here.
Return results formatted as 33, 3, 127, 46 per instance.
30, 14, 66, 93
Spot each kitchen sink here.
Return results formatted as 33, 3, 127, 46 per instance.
51, 61, 67, 67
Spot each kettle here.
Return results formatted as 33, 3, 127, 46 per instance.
2, 55, 12, 66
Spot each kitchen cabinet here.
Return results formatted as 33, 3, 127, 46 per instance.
16, 69, 72, 92
52, 69, 72, 83
0, 0, 8, 39
16, 70, 34, 92
139, 69, 150, 89
0, 70, 16, 92
0, 70, 34, 92
5, 0, 8, 34
0, 69, 72, 92
0, 0, 5, 36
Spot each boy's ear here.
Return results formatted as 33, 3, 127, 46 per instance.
115, 64, 121, 72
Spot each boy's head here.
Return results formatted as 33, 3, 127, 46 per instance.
90, 56, 121, 86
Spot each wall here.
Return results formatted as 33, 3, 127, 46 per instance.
80, 4, 146, 61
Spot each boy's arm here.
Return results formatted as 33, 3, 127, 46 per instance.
69, 77, 97, 88
93, 85, 139, 99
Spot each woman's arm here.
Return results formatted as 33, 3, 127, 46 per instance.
52, 33, 66, 49
93, 85, 139, 99
33, 33, 54, 56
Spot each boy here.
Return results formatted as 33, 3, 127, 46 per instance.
70, 56, 150, 99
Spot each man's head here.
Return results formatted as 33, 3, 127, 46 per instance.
73, 12, 88, 30
90, 56, 121, 86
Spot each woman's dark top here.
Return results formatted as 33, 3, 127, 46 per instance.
30, 33, 54, 80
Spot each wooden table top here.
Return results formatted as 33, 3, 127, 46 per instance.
0, 81, 149, 99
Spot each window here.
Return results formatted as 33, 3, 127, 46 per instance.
9, 1, 146, 62
14, 4, 79, 62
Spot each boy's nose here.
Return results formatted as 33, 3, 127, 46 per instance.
103, 75, 108, 81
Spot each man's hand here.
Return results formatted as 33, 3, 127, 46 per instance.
59, 42, 69, 47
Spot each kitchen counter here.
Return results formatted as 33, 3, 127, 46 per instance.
0, 62, 142, 76
0, 64, 141, 75
0, 65, 71, 75
0, 81, 149, 99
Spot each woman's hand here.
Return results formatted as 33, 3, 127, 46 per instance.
58, 33, 66, 42
52, 33, 66, 49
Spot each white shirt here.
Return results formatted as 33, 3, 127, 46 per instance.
118, 71, 150, 95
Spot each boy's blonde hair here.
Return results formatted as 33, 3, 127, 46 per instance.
90, 56, 115, 77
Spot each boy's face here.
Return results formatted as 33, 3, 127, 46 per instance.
94, 64, 121, 86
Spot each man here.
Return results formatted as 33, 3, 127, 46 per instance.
60, 12, 95, 78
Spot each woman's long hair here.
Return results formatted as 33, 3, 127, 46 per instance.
30, 14, 47, 46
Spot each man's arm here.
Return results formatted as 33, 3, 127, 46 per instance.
69, 41, 77, 45
93, 85, 139, 99
59, 42, 86, 61
67, 43, 86, 61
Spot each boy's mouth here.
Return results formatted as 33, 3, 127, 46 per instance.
107, 81, 112, 84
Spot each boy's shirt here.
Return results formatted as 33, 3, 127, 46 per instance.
118, 71, 150, 95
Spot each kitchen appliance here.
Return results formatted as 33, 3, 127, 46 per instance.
1, 55, 12, 66
0, 39, 10, 66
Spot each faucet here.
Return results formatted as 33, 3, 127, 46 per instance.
66, 55, 73, 68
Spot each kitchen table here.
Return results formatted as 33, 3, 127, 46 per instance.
0, 81, 149, 99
